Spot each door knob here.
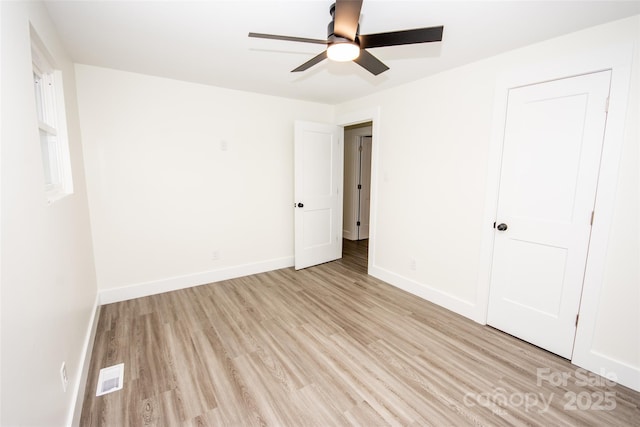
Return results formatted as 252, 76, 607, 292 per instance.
297, 202, 304, 208
497, 223, 508, 231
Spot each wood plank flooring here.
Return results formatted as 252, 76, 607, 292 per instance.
81, 239, 639, 426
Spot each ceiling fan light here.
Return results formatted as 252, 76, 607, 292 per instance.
327, 42, 360, 62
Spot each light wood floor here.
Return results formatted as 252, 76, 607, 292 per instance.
81, 239, 639, 426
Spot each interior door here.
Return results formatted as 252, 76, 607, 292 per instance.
487, 71, 611, 359
357, 136, 372, 239
294, 121, 343, 270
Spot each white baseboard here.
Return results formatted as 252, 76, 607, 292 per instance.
343, 230, 356, 240
369, 265, 480, 323
68, 295, 101, 427
572, 349, 640, 392
99, 256, 294, 304
343, 231, 369, 241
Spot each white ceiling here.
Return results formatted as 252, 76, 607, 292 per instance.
45, 0, 640, 104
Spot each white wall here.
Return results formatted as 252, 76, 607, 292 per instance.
594, 55, 639, 360
75, 65, 334, 301
586, 18, 640, 370
0, 2, 98, 425
337, 16, 639, 389
340, 60, 495, 311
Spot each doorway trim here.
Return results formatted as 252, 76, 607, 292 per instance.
477, 42, 635, 388
337, 107, 381, 273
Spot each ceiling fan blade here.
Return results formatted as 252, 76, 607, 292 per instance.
359, 26, 444, 49
292, 50, 328, 72
333, 0, 363, 40
249, 32, 328, 45
353, 49, 389, 76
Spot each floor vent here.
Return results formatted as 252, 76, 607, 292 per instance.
96, 363, 124, 396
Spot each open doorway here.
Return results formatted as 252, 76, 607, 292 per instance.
342, 122, 372, 274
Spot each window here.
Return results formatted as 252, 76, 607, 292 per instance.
31, 30, 73, 203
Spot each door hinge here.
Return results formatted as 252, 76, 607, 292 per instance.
590, 210, 595, 226
357, 221, 361, 226
359, 145, 363, 152
357, 184, 362, 190
575, 314, 580, 327
605, 97, 610, 113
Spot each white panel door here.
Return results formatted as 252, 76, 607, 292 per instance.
358, 136, 372, 239
294, 121, 343, 270
487, 71, 611, 359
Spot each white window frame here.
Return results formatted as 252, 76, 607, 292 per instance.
31, 30, 73, 203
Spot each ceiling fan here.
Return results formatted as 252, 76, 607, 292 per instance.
248, 0, 444, 76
